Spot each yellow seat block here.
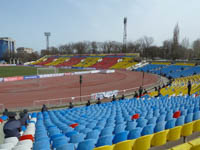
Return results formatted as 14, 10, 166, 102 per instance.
188, 138, 200, 146
113, 139, 135, 150
133, 134, 153, 150
171, 143, 192, 150
151, 130, 169, 147
93, 145, 115, 150
193, 120, 200, 132
190, 145, 200, 150
181, 122, 193, 137
167, 126, 182, 141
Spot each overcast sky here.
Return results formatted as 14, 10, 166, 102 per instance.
0, 0, 199, 51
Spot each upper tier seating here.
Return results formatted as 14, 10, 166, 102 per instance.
111, 58, 137, 69
73, 57, 101, 68
56, 57, 84, 67
36, 57, 56, 66
31, 57, 47, 65
136, 64, 200, 78
45, 57, 70, 66
91, 57, 120, 69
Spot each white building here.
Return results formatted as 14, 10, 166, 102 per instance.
17, 47, 33, 54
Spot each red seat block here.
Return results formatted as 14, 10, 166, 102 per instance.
0, 118, 3, 124
173, 111, 181, 118
20, 134, 34, 142
132, 113, 140, 120
70, 123, 79, 128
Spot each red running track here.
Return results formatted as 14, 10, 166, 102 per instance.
0, 70, 158, 108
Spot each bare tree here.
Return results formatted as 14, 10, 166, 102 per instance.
172, 23, 180, 59
193, 39, 200, 58
181, 37, 190, 49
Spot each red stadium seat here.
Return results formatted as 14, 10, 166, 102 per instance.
173, 111, 181, 118
19, 134, 34, 142
132, 114, 140, 120
70, 123, 79, 128
0, 118, 3, 124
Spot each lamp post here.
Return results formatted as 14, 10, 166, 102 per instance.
80, 75, 82, 101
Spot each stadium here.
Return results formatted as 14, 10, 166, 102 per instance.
1, 54, 200, 150
1, 0, 200, 150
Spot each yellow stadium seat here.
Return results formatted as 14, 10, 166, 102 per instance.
93, 145, 115, 150
113, 139, 135, 150
167, 126, 182, 141
132, 134, 153, 150
151, 130, 169, 147
193, 120, 200, 132
181, 122, 194, 137
190, 145, 200, 150
188, 138, 200, 146
170, 143, 192, 150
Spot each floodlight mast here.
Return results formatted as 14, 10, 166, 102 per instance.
123, 17, 127, 53
44, 32, 51, 50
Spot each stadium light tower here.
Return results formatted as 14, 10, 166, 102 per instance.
123, 17, 127, 53
44, 32, 51, 50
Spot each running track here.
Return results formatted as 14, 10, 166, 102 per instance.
0, 70, 158, 108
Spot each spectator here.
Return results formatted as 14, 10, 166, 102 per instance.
86, 100, 91, 106
41, 104, 48, 113
187, 80, 192, 96
3, 112, 21, 139
96, 98, 101, 105
19, 109, 29, 127
143, 89, 148, 95
3, 108, 8, 116
134, 92, 138, 98
112, 95, 116, 102
139, 86, 143, 97
154, 87, 158, 91
121, 94, 125, 100
69, 102, 74, 109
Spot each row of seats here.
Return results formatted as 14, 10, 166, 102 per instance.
0, 113, 37, 150
170, 137, 200, 150
151, 62, 195, 66
94, 119, 200, 150
32, 95, 200, 149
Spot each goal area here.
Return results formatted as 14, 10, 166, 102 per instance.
37, 67, 58, 75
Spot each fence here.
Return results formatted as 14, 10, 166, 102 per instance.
33, 75, 163, 109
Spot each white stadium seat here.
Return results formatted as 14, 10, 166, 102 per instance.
0, 143, 14, 150
4, 137, 18, 146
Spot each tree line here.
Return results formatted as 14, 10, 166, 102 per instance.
41, 24, 200, 60
3, 24, 200, 63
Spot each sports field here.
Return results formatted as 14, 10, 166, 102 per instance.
0, 66, 82, 77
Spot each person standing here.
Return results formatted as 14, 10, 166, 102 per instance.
187, 80, 192, 96
19, 109, 29, 127
69, 102, 74, 109
139, 86, 143, 97
3, 108, 8, 116
41, 104, 48, 113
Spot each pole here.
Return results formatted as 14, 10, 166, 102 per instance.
80, 75, 82, 102
142, 71, 145, 87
